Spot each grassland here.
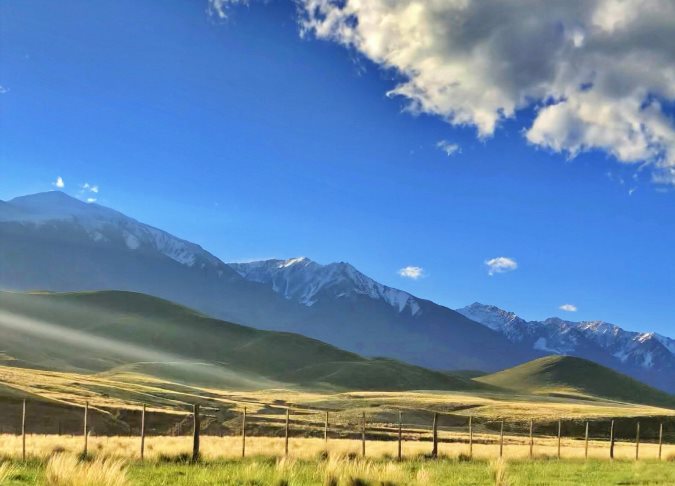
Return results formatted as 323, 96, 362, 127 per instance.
0, 452, 673, 485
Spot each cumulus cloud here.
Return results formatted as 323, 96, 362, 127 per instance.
559, 304, 578, 312
437, 140, 461, 157
398, 266, 424, 279
214, 0, 675, 184
52, 176, 65, 189
485, 257, 518, 276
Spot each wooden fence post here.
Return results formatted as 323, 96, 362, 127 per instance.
658, 422, 663, 460
431, 412, 438, 458
529, 419, 533, 459
499, 420, 504, 458
192, 404, 200, 462
635, 421, 640, 460
241, 408, 247, 458
285, 408, 290, 456
361, 412, 366, 458
557, 420, 562, 459
609, 420, 615, 460
140, 404, 146, 460
324, 411, 329, 443
83, 401, 89, 457
397, 411, 402, 461
584, 421, 589, 459
469, 416, 473, 459
21, 399, 26, 461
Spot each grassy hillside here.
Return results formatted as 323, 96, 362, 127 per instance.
0, 290, 482, 392
476, 355, 675, 408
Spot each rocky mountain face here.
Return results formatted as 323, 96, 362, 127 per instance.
457, 303, 675, 393
0, 192, 535, 373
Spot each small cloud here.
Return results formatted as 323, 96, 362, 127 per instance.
52, 176, 65, 188
485, 257, 518, 276
398, 266, 424, 280
0, 85, 9, 94
436, 140, 461, 157
208, 0, 247, 19
81, 182, 99, 193
86, 198, 97, 204
559, 304, 578, 312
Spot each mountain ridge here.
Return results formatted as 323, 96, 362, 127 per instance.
1, 191, 672, 392
458, 302, 675, 394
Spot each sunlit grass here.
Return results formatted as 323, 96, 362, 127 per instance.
0, 455, 673, 485
1, 433, 671, 462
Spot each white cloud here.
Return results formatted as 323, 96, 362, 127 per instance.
243, 0, 675, 184
81, 182, 99, 194
559, 304, 578, 312
436, 140, 461, 157
209, 0, 248, 19
52, 176, 65, 189
485, 257, 518, 276
0, 85, 9, 94
398, 266, 424, 279
86, 198, 97, 204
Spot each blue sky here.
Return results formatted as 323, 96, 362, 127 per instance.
1, 0, 674, 336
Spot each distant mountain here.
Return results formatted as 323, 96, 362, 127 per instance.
229, 257, 539, 371
476, 355, 675, 409
230, 257, 421, 315
457, 303, 675, 393
0, 192, 538, 373
0, 290, 486, 392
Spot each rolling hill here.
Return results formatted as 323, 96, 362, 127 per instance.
0, 290, 484, 392
476, 355, 675, 408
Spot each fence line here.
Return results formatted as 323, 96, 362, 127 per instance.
7, 399, 673, 462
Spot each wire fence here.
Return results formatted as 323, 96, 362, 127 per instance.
3, 399, 673, 462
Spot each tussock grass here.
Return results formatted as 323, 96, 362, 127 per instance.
44, 454, 128, 486
1, 433, 671, 462
0, 461, 18, 482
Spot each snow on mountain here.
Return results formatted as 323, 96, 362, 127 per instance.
230, 257, 422, 316
456, 303, 675, 378
1, 192, 222, 269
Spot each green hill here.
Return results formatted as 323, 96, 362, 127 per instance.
0, 290, 484, 392
476, 355, 675, 408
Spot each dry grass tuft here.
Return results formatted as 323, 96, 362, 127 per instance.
45, 453, 129, 486
0, 462, 17, 483
489, 458, 508, 486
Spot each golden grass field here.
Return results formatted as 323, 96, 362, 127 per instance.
0, 363, 673, 485
2, 365, 673, 424
2, 432, 672, 462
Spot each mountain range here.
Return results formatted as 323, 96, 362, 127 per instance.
457, 303, 675, 393
0, 191, 673, 393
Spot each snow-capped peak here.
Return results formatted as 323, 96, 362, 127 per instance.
456, 302, 525, 332
229, 257, 422, 316
0, 191, 225, 270
456, 301, 675, 375
279, 256, 309, 268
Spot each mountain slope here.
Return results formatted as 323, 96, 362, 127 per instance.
0, 290, 485, 392
476, 356, 675, 408
457, 303, 675, 393
0, 192, 539, 372
229, 257, 540, 371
